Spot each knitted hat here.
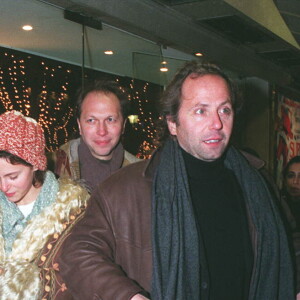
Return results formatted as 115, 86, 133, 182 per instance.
0, 110, 47, 170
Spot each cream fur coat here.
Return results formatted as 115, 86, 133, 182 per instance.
0, 178, 89, 300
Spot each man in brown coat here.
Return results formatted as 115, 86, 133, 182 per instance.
60, 61, 294, 300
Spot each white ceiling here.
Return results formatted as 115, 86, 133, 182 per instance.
0, 0, 195, 86
1, 0, 300, 94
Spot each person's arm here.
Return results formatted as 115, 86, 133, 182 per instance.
59, 191, 145, 300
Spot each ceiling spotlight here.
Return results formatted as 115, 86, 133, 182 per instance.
22, 25, 33, 31
104, 50, 114, 55
160, 61, 168, 72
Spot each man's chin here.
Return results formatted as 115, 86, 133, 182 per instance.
92, 149, 114, 161
203, 149, 226, 161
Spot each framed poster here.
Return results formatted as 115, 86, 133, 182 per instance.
275, 95, 300, 187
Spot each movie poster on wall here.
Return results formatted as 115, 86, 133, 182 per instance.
275, 95, 300, 187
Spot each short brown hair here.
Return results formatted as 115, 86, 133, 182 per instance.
76, 79, 130, 119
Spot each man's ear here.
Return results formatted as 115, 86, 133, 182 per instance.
122, 117, 127, 134
166, 116, 177, 136
77, 118, 82, 135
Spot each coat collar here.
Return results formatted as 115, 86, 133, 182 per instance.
143, 146, 163, 180
0, 179, 89, 262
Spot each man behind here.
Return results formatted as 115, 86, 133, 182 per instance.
53, 79, 140, 191
60, 61, 294, 299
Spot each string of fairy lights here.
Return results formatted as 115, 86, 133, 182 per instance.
129, 79, 158, 158
37, 62, 74, 150
0, 52, 76, 152
0, 49, 161, 157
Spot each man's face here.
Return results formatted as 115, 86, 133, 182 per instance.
285, 162, 300, 199
167, 74, 234, 161
77, 91, 125, 161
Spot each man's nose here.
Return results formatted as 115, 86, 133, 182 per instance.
96, 122, 108, 135
210, 112, 223, 130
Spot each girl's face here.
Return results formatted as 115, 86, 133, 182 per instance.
285, 162, 300, 199
0, 157, 39, 205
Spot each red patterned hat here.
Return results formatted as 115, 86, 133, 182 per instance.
0, 110, 47, 170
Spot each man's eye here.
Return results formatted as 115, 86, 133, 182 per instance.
220, 107, 232, 115
86, 118, 95, 123
107, 117, 116, 122
10, 176, 17, 180
195, 109, 205, 114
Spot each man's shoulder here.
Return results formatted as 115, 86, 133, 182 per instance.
101, 159, 149, 188
59, 138, 80, 153
240, 150, 265, 170
123, 150, 141, 165
113, 159, 147, 178
94, 159, 151, 210
58, 138, 81, 164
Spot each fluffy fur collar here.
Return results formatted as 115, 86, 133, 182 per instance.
0, 178, 89, 299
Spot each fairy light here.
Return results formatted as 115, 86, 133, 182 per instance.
0, 51, 77, 152
0, 48, 162, 154
127, 79, 159, 158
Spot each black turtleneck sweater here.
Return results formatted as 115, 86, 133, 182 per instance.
182, 149, 253, 300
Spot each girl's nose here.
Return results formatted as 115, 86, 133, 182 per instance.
0, 181, 9, 193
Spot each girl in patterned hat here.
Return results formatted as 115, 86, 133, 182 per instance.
0, 110, 90, 299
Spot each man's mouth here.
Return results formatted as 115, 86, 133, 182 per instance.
204, 139, 221, 144
95, 140, 110, 145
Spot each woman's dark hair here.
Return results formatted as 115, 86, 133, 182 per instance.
76, 79, 131, 119
283, 156, 300, 179
156, 60, 239, 142
0, 151, 46, 187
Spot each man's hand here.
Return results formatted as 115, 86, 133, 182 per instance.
297, 292, 300, 300
131, 294, 149, 300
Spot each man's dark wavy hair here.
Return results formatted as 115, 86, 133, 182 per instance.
156, 60, 240, 142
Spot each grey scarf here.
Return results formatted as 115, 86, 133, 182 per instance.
78, 138, 124, 192
151, 138, 294, 299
